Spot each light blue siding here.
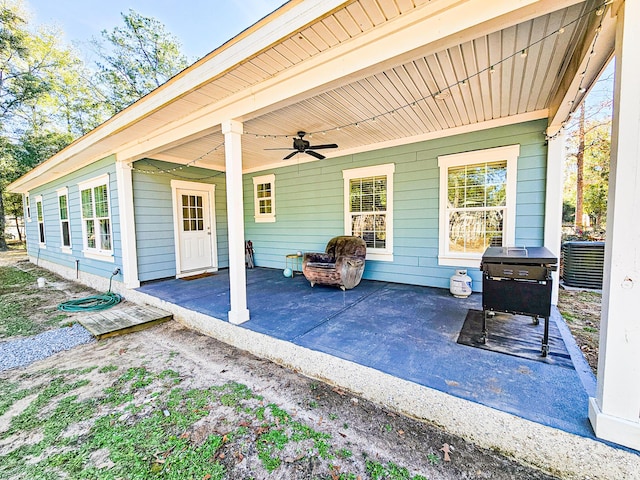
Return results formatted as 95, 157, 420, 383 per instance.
132, 162, 228, 282
23, 156, 122, 281
23, 119, 548, 291
244, 119, 549, 290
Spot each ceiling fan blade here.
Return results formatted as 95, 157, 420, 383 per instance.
308, 144, 338, 150
264, 147, 296, 151
283, 151, 299, 160
305, 150, 326, 160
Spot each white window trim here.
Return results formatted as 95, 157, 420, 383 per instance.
25, 194, 31, 222
56, 187, 72, 254
253, 174, 276, 223
78, 173, 114, 261
343, 163, 395, 262
437, 144, 520, 268
34, 195, 46, 248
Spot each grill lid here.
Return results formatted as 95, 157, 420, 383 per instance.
481, 246, 557, 265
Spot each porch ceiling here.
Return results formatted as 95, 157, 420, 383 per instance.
150, 0, 609, 173
8, 0, 615, 193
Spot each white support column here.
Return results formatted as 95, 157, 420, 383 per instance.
222, 119, 250, 325
544, 131, 566, 305
588, 1, 640, 451
114, 161, 140, 288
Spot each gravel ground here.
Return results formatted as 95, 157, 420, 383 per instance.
0, 323, 95, 372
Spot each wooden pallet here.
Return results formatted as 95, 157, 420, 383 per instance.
79, 304, 173, 339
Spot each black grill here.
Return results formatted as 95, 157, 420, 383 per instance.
481, 246, 558, 356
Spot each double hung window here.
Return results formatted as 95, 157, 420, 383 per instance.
35, 195, 45, 246
438, 145, 519, 267
78, 175, 113, 259
343, 164, 394, 261
25, 194, 31, 221
57, 188, 72, 252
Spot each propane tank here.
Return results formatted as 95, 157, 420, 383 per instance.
450, 269, 472, 298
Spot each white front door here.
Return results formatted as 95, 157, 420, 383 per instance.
171, 181, 217, 276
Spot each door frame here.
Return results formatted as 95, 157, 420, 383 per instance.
170, 179, 218, 278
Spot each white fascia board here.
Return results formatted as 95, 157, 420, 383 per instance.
116, 0, 583, 163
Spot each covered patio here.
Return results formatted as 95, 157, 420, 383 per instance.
9, 0, 640, 467
136, 268, 597, 441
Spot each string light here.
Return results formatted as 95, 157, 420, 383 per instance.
192, 3, 608, 145
546, 1, 608, 141
245, 2, 608, 141
128, 141, 225, 174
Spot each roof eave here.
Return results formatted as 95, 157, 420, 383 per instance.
7, 0, 346, 194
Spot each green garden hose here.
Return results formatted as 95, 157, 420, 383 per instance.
57, 292, 122, 312
57, 268, 122, 312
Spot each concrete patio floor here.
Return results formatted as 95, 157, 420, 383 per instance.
137, 266, 599, 441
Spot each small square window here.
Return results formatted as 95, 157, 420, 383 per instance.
253, 174, 276, 223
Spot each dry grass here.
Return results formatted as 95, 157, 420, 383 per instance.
557, 288, 601, 374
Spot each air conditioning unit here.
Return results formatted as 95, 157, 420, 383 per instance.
561, 241, 605, 289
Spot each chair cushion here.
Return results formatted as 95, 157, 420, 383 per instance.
305, 253, 335, 263
306, 262, 336, 269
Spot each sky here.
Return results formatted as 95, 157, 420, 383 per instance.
24, 0, 286, 61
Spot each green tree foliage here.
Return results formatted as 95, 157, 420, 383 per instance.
0, 1, 82, 249
1, 130, 73, 246
564, 110, 611, 232
0, 1, 46, 133
1, 3, 190, 250
0, 1, 43, 249
563, 68, 612, 236
27, 31, 108, 137
91, 9, 190, 114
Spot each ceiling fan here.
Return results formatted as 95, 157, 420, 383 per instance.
265, 131, 338, 160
